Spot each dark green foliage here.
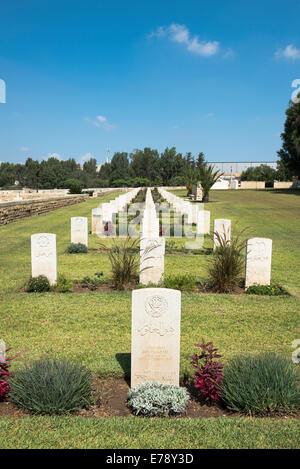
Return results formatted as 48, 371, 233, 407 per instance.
278, 93, 300, 178
26, 275, 50, 292
241, 164, 277, 186
52, 274, 73, 293
104, 237, 139, 290
67, 243, 88, 254
164, 274, 196, 292
10, 358, 92, 414
81, 272, 103, 290
64, 178, 83, 194
246, 283, 289, 296
208, 229, 247, 293
199, 164, 223, 202
221, 353, 300, 415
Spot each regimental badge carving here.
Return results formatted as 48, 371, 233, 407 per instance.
37, 235, 50, 248
145, 295, 168, 318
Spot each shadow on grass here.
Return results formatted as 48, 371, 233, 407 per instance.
116, 353, 131, 385
268, 189, 300, 196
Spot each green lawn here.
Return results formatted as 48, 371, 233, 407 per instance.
0, 188, 299, 449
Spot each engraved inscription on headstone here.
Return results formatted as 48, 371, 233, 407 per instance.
31, 233, 57, 284
245, 237, 272, 287
131, 288, 181, 388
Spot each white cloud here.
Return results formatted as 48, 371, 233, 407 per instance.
275, 44, 300, 60
20, 146, 29, 152
149, 23, 220, 57
84, 115, 116, 130
79, 152, 94, 165
205, 112, 214, 118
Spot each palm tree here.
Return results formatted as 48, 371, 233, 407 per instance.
199, 164, 223, 202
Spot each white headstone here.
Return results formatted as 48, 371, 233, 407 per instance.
245, 238, 272, 287
131, 288, 181, 388
0, 339, 6, 363
197, 210, 210, 235
31, 233, 57, 284
140, 237, 165, 285
91, 209, 102, 235
71, 217, 88, 246
213, 219, 231, 249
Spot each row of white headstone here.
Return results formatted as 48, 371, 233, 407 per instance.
91, 188, 140, 236
140, 188, 165, 285
158, 187, 210, 235
157, 188, 273, 287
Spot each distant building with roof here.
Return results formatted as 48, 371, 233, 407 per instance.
208, 161, 277, 177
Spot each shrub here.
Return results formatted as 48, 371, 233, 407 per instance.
67, 242, 88, 254
64, 178, 83, 194
26, 275, 50, 292
10, 358, 92, 414
52, 274, 73, 293
127, 382, 189, 417
81, 272, 103, 290
208, 228, 247, 293
189, 339, 224, 402
104, 237, 139, 290
164, 274, 196, 292
221, 353, 300, 415
0, 344, 13, 400
246, 283, 289, 296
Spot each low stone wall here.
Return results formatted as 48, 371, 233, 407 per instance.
0, 194, 89, 226
240, 181, 265, 189
273, 181, 294, 189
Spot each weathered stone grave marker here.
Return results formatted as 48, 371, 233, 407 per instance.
31, 233, 57, 284
213, 219, 231, 249
140, 237, 165, 285
71, 217, 88, 246
131, 288, 181, 388
245, 237, 272, 287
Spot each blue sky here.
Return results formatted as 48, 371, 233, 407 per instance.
0, 0, 300, 165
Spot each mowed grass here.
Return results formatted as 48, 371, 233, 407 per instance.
0, 188, 299, 448
0, 416, 299, 449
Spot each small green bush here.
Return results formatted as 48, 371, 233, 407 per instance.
26, 275, 50, 292
81, 272, 103, 290
67, 243, 88, 254
52, 274, 73, 293
10, 358, 92, 415
127, 382, 189, 417
221, 353, 300, 415
164, 274, 196, 292
246, 284, 289, 296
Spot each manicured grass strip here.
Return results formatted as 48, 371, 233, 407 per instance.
0, 416, 299, 449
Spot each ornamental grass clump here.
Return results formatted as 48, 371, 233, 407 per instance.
127, 382, 189, 417
0, 344, 13, 400
104, 237, 140, 290
189, 339, 223, 402
10, 358, 92, 415
221, 352, 300, 415
208, 228, 247, 293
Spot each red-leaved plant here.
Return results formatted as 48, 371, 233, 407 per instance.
189, 339, 224, 402
0, 347, 13, 400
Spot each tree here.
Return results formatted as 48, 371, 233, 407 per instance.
241, 164, 277, 186
199, 164, 222, 202
63, 178, 83, 194
130, 148, 159, 182
83, 158, 97, 178
0, 162, 16, 187
159, 147, 184, 185
196, 152, 206, 170
278, 94, 300, 178
110, 153, 131, 183
25, 158, 40, 189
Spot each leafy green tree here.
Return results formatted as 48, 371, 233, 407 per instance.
83, 158, 97, 179
25, 158, 40, 189
0, 162, 16, 187
130, 148, 159, 182
278, 94, 300, 178
110, 152, 131, 183
159, 147, 184, 185
64, 178, 83, 194
241, 164, 277, 186
196, 152, 206, 170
